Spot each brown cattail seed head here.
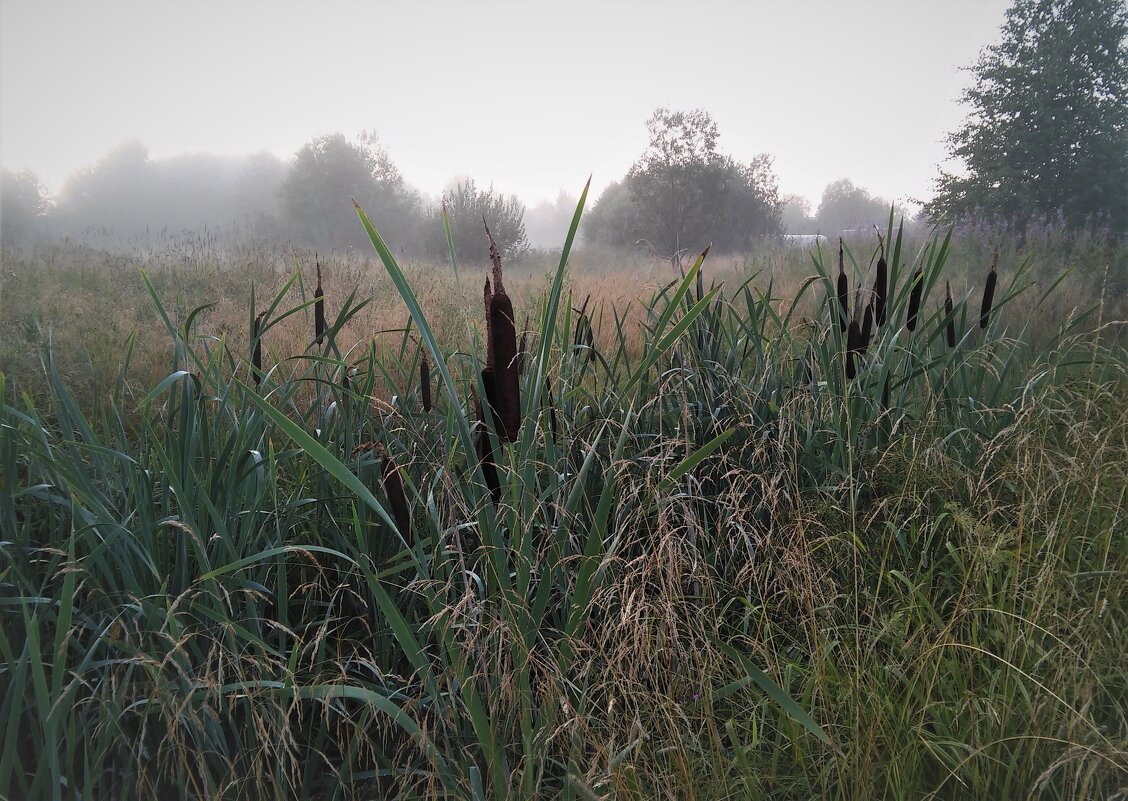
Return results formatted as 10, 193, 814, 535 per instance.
980, 248, 998, 330
875, 240, 888, 327
484, 223, 521, 443
944, 281, 956, 348
252, 311, 266, 387
861, 295, 874, 353
837, 239, 849, 333
906, 267, 924, 332
314, 257, 326, 344
377, 443, 412, 544
420, 353, 432, 413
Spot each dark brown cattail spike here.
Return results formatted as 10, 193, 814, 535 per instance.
906, 266, 924, 332
314, 256, 326, 345
252, 311, 265, 387
944, 281, 956, 349
861, 295, 874, 353
874, 239, 888, 327
420, 353, 432, 413
836, 239, 849, 333
484, 222, 521, 443
980, 248, 998, 330
377, 444, 412, 545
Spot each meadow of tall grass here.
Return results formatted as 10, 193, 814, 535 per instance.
1, 200, 1125, 800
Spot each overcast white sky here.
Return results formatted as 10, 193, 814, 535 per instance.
1, 0, 1010, 209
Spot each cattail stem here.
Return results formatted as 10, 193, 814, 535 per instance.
861, 295, 874, 353
980, 248, 998, 330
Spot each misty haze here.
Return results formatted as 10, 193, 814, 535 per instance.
1, 0, 1126, 799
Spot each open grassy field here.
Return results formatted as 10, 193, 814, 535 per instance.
1, 209, 1126, 799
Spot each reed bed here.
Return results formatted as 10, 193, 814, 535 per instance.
1, 201, 1126, 800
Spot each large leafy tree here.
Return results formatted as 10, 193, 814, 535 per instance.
279, 131, 422, 252
926, 0, 1128, 233
425, 179, 529, 263
0, 169, 48, 242
590, 108, 781, 256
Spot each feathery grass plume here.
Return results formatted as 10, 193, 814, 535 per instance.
980, 248, 999, 329
252, 310, 265, 387
861, 293, 874, 353
944, 281, 956, 348
376, 443, 411, 545
836, 239, 849, 333
420, 352, 432, 412
906, 265, 924, 332
484, 222, 521, 443
474, 374, 502, 506
314, 255, 326, 345
875, 237, 888, 327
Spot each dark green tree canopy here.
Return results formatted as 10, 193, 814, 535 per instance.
587, 108, 781, 255
425, 179, 529, 263
279, 131, 422, 252
926, 0, 1128, 234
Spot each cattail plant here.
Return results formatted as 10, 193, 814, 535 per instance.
420, 353, 432, 412
314, 256, 326, 345
377, 443, 411, 544
980, 248, 998, 329
252, 311, 265, 387
874, 238, 888, 327
944, 281, 956, 348
484, 223, 521, 443
837, 239, 849, 333
545, 376, 559, 442
906, 266, 924, 332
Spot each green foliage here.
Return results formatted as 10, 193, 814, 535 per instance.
279, 131, 422, 253
587, 108, 782, 255
0, 169, 48, 242
1, 197, 1125, 799
425, 178, 529, 262
926, 0, 1128, 233
814, 178, 895, 234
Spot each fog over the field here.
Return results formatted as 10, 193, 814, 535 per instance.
2, 0, 1009, 214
